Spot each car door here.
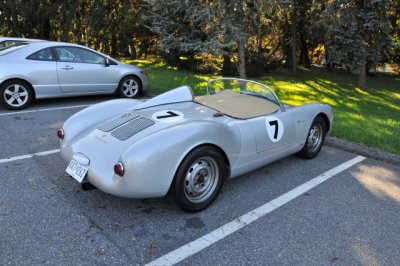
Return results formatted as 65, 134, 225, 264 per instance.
54, 46, 117, 94
248, 110, 296, 153
24, 47, 61, 96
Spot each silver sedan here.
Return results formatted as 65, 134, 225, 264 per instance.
0, 41, 149, 110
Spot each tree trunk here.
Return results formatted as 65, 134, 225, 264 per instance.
111, 34, 117, 56
358, 60, 367, 89
222, 49, 235, 75
129, 43, 137, 59
238, 38, 246, 79
299, 34, 311, 68
43, 17, 51, 40
291, 4, 297, 76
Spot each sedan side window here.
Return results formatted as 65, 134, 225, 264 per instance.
55, 47, 105, 64
26, 48, 54, 61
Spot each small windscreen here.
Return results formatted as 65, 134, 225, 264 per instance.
207, 78, 280, 105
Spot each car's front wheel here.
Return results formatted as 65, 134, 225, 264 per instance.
0, 80, 33, 110
298, 116, 326, 159
118, 75, 142, 98
169, 146, 227, 212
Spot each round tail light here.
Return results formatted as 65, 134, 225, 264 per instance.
57, 128, 65, 139
114, 162, 125, 176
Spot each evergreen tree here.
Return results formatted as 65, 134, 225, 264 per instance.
143, 0, 274, 77
324, 0, 394, 89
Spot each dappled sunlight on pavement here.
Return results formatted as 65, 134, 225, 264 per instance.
354, 165, 400, 203
350, 237, 381, 266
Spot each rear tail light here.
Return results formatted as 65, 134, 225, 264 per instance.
57, 128, 65, 139
114, 162, 125, 176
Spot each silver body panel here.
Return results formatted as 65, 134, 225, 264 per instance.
59, 82, 333, 198
0, 41, 149, 99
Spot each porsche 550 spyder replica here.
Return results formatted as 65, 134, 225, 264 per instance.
58, 78, 333, 212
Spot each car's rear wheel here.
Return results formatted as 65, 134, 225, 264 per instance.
298, 116, 326, 159
169, 146, 227, 212
118, 75, 141, 98
0, 80, 33, 110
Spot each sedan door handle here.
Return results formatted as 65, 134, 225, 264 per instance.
61, 65, 74, 70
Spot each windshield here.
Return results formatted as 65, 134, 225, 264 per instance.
206, 78, 283, 108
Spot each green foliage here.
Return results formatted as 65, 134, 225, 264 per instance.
324, 0, 394, 75
142, 0, 283, 75
0, 0, 398, 78
386, 0, 400, 64
0, 0, 154, 57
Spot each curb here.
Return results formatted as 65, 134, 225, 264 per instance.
325, 136, 400, 167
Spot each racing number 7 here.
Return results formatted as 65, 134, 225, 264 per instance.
269, 120, 279, 139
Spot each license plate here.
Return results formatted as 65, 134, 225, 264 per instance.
66, 159, 89, 183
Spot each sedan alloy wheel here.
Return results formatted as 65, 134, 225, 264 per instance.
0, 81, 33, 110
118, 76, 142, 98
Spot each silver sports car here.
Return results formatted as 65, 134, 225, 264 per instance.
0, 41, 149, 110
58, 78, 333, 212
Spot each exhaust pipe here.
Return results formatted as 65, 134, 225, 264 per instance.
81, 182, 97, 191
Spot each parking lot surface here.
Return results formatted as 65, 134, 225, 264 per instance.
1, 96, 399, 265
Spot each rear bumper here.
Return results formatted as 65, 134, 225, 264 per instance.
60, 144, 167, 199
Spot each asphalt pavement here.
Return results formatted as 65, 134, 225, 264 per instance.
0, 95, 399, 265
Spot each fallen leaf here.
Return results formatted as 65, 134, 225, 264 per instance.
96, 247, 106, 254
330, 256, 339, 263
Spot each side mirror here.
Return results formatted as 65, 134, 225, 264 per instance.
105, 58, 110, 67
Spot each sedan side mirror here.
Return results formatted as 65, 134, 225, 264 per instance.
105, 58, 110, 67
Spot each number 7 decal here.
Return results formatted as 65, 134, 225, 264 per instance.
265, 117, 284, 142
269, 120, 279, 139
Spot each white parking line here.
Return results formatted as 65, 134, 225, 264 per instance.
0, 104, 91, 117
145, 155, 366, 266
0, 149, 60, 164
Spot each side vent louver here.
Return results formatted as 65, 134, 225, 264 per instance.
98, 114, 139, 132
110, 117, 155, 140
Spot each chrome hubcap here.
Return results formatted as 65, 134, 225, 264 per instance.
4, 84, 29, 107
122, 79, 138, 97
184, 157, 219, 203
307, 123, 323, 153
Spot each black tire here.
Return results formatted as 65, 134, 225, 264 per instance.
117, 75, 142, 98
298, 116, 326, 159
169, 146, 227, 212
0, 80, 33, 110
